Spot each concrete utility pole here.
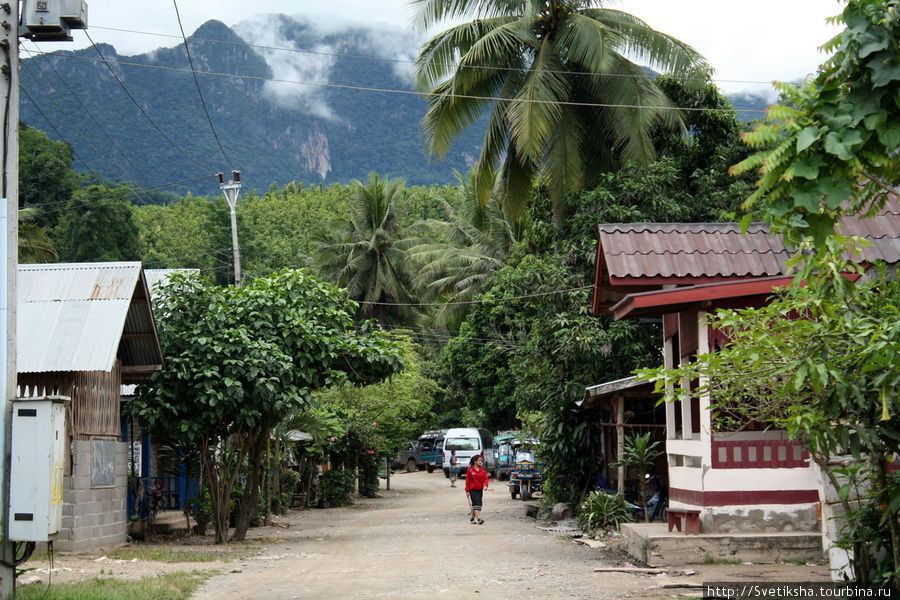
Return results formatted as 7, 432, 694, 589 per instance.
5, 2, 87, 596
0, 0, 18, 594
218, 171, 242, 287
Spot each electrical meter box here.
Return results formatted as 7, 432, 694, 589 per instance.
21, 0, 89, 41
10, 396, 67, 542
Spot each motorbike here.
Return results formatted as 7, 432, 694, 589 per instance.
595, 473, 667, 522
508, 449, 543, 501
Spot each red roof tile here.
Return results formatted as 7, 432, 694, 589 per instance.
592, 200, 900, 314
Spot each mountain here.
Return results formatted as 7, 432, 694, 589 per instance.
20, 18, 483, 196
20, 17, 772, 198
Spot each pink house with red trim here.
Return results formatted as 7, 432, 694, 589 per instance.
590, 202, 900, 563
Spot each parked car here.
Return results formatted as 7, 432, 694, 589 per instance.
441, 428, 495, 478
391, 441, 419, 472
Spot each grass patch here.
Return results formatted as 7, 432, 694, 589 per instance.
703, 553, 742, 565
105, 547, 233, 563
17, 571, 211, 600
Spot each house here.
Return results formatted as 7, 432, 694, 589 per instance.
120, 268, 198, 523
17, 262, 163, 552
588, 201, 900, 566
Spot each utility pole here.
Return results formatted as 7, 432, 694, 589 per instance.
218, 171, 242, 287
0, 0, 18, 594
5, 3, 87, 597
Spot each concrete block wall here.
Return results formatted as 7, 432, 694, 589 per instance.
56, 440, 128, 553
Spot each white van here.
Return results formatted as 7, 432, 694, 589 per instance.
441, 428, 495, 479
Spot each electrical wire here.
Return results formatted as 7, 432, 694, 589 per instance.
26, 49, 768, 116
86, 24, 781, 89
83, 31, 221, 172
26, 41, 161, 204
354, 285, 593, 307
19, 48, 157, 205
172, 0, 235, 170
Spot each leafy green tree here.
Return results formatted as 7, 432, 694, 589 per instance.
240, 183, 352, 278
53, 185, 141, 262
315, 331, 439, 455
412, 0, 706, 223
406, 169, 523, 331
18, 207, 57, 263
18, 125, 79, 226
730, 0, 899, 247
314, 173, 418, 325
133, 195, 233, 285
128, 270, 402, 543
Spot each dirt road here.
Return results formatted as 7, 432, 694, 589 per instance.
189, 471, 828, 600
19, 470, 831, 599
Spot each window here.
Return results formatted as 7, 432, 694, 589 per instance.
445, 438, 479, 451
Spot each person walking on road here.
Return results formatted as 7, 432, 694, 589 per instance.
465, 455, 489, 524
449, 450, 459, 487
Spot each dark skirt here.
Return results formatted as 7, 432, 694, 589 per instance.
469, 489, 484, 511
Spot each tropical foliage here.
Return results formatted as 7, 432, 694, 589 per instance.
405, 169, 522, 331
639, 0, 900, 586
127, 270, 402, 543
730, 0, 900, 246
18, 207, 57, 263
412, 0, 706, 221
314, 173, 419, 325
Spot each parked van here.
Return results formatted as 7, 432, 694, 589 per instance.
441, 428, 495, 478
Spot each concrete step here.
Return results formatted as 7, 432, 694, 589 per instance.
622, 522, 822, 567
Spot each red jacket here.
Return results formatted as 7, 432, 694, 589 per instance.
465, 465, 489, 492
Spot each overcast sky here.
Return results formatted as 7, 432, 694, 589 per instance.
38, 0, 844, 96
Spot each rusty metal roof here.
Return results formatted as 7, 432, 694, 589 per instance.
18, 262, 162, 379
592, 201, 900, 313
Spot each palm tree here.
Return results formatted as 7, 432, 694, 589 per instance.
405, 169, 521, 331
412, 0, 707, 223
314, 173, 418, 325
19, 207, 57, 263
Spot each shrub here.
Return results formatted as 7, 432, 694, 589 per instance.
577, 490, 631, 534
320, 468, 355, 506
279, 469, 302, 512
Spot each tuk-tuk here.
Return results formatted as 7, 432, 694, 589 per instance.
508, 448, 543, 501
493, 433, 518, 480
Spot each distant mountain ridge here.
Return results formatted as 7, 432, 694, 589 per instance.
20, 18, 770, 197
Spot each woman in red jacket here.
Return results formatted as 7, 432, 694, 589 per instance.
465, 455, 490, 524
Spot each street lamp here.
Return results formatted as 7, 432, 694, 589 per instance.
218, 170, 242, 287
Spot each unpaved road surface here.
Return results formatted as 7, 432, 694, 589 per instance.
191, 472, 829, 599
20, 471, 831, 599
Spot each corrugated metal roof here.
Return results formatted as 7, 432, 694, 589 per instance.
18, 262, 162, 375
144, 268, 198, 293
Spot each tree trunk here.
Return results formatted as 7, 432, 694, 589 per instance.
200, 439, 229, 544
232, 426, 267, 541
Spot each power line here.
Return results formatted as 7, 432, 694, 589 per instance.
27, 49, 768, 115
26, 41, 161, 204
354, 285, 594, 307
23, 174, 221, 216
86, 24, 780, 89
83, 32, 221, 172
20, 46, 156, 205
171, 0, 235, 171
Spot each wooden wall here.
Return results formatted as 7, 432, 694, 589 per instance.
18, 360, 122, 440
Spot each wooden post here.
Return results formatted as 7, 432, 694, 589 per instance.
616, 395, 625, 494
